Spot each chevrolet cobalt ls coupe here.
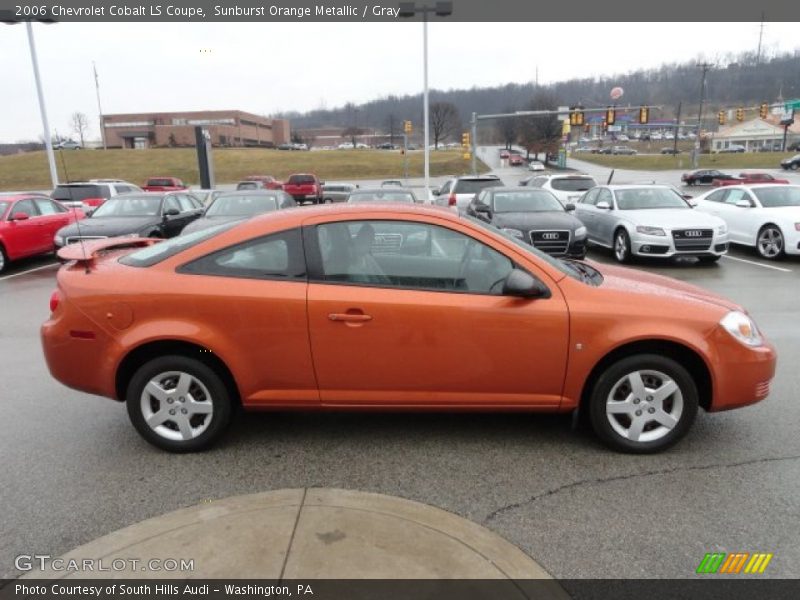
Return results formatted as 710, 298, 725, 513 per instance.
42, 205, 776, 453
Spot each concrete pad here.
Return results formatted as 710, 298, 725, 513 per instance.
22, 488, 554, 583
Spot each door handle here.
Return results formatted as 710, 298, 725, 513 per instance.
328, 313, 372, 323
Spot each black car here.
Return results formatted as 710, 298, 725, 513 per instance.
181, 190, 296, 236
465, 187, 587, 259
680, 169, 734, 185
54, 192, 203, 249
780, 154, 800, 171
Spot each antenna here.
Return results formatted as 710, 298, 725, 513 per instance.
57, 149, 90, 274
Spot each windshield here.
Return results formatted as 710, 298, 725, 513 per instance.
288, 175, 315, 185
91, 195, 161, 217
550, 177, 597, 192
348, 191, 415, 203
120, 221, 239, 267
206, 194, 279, 217
615, 188, 689, 210
493, 191, 564, 213
462, 214, 576, 280
753, 186, 800, 208
453, 179, 503, 194
236, 182, 259, 190
52, 184, 109, 202
147, 178, 176, 187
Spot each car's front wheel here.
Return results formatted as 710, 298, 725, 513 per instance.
126, 355, 233, 452
756, 225, 784, 260
589, 354, 699, 453
613, 229, 632, 263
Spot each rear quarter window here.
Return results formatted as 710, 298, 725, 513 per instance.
119, 221, 239, 267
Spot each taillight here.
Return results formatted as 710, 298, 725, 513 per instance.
49, 290, 61, 313
82, 198, 105, 207
448, 193, 457, 206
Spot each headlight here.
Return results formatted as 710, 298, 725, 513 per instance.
717, 223, 728, 234
501, 228, 524, 238
574, 226, 587, 238
54, 235, 64, 246
720, 311, 763, 347
635, 226, 666, 236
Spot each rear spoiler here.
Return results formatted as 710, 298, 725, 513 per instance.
57, 237, 162, 265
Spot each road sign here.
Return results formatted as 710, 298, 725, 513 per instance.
785, 99, 800, 111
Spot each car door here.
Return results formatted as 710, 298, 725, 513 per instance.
4, 198, 44, 258
436, 180, 452, 206
304, 216, 569, 407
573, 188, 600, 242
720, 188, 760, 245
592, 188, 617, 246
34, 198, 72, 248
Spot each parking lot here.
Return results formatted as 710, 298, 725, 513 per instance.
2, 156, 799, 579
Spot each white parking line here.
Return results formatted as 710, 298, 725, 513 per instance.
722, 255, 793, 273
0, 262, 59, 281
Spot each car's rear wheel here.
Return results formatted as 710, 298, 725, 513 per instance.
589, 354, 698, 453
613, 229, 632, 263
126, 355, 232, 452
756, 225, 784, 260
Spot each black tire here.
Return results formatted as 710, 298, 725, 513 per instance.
613, 228, 633, 264
698, 255, 720, 264
589, 354, 699, 454
791, 163, 799, 171
0, 244, 8, 274
126, 355, 232, 452
755, 224, 785, 260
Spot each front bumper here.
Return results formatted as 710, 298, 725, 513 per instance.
708, 328, 777, 411
631, 231, 729, 258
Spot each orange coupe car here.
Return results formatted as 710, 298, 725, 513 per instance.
41, 204, 776, 453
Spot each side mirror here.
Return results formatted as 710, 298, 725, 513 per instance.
596, 201, 612, 210
565, 203, 576, 212
735, 200, 752, 208
164, 208, 180, 218
11, 212, 30, 221
432, 188, 441, 196
84, 208, 95, 217
502, 269, 550, 299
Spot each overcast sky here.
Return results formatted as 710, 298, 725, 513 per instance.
2, 21, 798, 142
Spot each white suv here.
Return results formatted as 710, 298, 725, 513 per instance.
51, 179, 142, 209
522, 174, 598, 207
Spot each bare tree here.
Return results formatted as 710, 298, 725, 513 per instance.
495, 106, 519, 150
518, 92, 563, 163
70, 112, 89, 146
385, 114, 398, 146
342, 126, 365, 148
430, 102, 461, 149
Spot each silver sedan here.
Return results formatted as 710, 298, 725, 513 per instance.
573, 185, 729, 263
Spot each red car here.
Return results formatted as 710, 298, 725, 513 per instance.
142, 177, 188, 192
283, 173, 323, 204
499, 149, 510, 158
0, 194, 83, 273
712, 172, 790, 187
243, 175, 283, 190
509, 154, 525, 166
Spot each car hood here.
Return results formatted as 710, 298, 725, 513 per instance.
56, 216, 161, 238
492, 211, 580, 231
181, 216, 246, 235
595, 262, 741, 312
620, 209, 723, 228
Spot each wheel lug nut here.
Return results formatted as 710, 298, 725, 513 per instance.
648, 407, 656, 414
181, 408, 188, 414
179, 397, 185, 402
169, 409, 176, 415
646, 396, 653, 402
633, 399, 640, 404
635, 410, 643, 416
167, 398, 173, 404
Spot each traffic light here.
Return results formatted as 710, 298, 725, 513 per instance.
461, 132, 470, 148
759, 103, 769, 119
569, 107, 585, 127
638, 106, 649, 125
736, 107, 744, 122
601, 119, 608, 134
718, 111, 726, 126
575, 107, 585, 126
403, 120, 413, 134
606, 107, 616, 126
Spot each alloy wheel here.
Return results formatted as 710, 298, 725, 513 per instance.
140, 371, 214, 441
605, 369, 684, 443
757, 227, 784, 259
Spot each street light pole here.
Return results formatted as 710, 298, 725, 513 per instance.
692, 63, 713, 169
26, 20, 58, 188
94, 62, 107, 150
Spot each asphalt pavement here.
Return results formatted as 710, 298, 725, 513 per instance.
1, 163, 799, 580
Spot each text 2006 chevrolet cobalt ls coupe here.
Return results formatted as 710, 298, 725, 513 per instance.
42, 204, 776, 453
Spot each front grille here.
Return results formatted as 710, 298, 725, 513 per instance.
530, 230, 570, 255
672, 228, 712, 251
65, 235, 108, 245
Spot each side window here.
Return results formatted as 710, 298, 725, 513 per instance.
314, 220, 514, 295
724, 189, 752, 206
531, 177, 546, 188
439, 181, 452, 195
597, 188, 613, 206
475, 190, 489, 206
177, 195, 197, 212
581, 188, 599, 206
11, 199, 38, 218
180, 228, 305, 280
115, 185, 133, 194
705, 189, 728, 203
35, 198, 65, 214
163, 195, 181, 214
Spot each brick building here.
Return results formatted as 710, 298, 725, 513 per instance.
102, 110, 291, 149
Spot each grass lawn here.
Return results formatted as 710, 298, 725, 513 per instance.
0, 148, 488, 191
573, 152, 796, 171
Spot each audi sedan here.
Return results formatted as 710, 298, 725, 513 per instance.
42, 204, 775, 454
574, 185, 729, 263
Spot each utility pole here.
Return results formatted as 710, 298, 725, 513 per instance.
756, 13, 765, 65
93, 62, 106, 150
692, 63, 713, 169
673, 101, 681, 155
26, 21, 58, 188
470, 112, 477, 175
